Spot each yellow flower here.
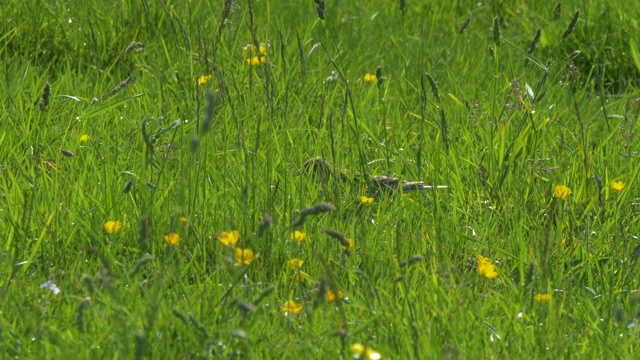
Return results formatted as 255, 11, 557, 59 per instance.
246, 56, 267, 66
282, 299, 303, 314
235, 248, 254, 266
553, 185, 572, 199
80, 134, 90, 143
340, 238, 354, 251
217, 231, 240, 246
179, 217, 188, 227
363, 73, 377, 84
359, 196, 374, 205
533, 293, 551, 303
288, 258, 304, 270
477, 255, 498, 279
610, 181, 626, 193
243, 44, 268, 56
164, 233, 180, 246
195, 74, 212, 86
326, 290, 344, 303
350, 343, 382, 360
104, 220, 122, 234
243, 44, 268, 66
289, 231, 307, 243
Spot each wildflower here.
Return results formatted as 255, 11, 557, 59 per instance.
243, 44, 268, 56
533, 293, 551, 303
288, 258, 304, 270
326, 290, 344, 303
243, 44, 268, 66
340, 238, 354, 251
104, 220, 123, 234
282, 299, 303, 314
477, 255, 498, 279
80, 134, 90, 143
350, 343, 382, 360
553, 185, 572, 199
236, 248, 254, 266
217, 231, 240, 246
610, 181, 626, 193
359, 196, 374, 205
363, 73, 377, 84
164, 233, 180, 247
196, 74, 212, 86
40, 281, 61, 295
246, 56, 267, 66
179, 217, 188, 227
290, 231, 307, 243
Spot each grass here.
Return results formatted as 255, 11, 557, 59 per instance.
2, 0, 640, 358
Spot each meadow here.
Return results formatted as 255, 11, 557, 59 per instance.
2, 0, 640, 358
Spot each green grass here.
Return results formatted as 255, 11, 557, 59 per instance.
2, 0, 640, 358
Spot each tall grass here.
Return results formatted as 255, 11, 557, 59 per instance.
1, 0, 639, 358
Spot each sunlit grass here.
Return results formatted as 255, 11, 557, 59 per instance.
1, 0, 640, 358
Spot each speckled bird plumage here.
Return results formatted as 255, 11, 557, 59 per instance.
299, 157, 447, 193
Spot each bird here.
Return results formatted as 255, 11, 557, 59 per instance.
298, 157, 447, 193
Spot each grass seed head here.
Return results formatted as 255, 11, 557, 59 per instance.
61, 149, 75, 157
459, 15, 471, 34
426, 73, 440, 102
138, 214, 150, 253
554, 3, 562, 21
201, 92, 216, 134
258, 213, 272, 237
190, 134, 200, 152
83, 275, 95, 295
38, 82, 51, 110
563, 9, 580, 39
314, 0, 325, 20
123, 180, 133, 194
125, 41, 144, 53
493, 16, 501, 46
107, 73, 136, 96
400, 255, 425, 268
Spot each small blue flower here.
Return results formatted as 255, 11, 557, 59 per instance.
40, 281, 61, 295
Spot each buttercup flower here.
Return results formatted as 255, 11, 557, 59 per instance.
236, 248, 254, 266
243, 44, 268, 66
179, 217, 188, 227
290, 231, 307, 243
80, 134, 90, 143
196, 74, 212, 86
340, 238, 354, 251
359, 196, 374, 205
350, 343, 382, 360
246, 56, 267, 66
610, 181, 626, 193
217, 231, 240, 246
477, 255, 498, 279
282, 299, 303, 314
553, 185, 572, 200
104, 220, 123, 234
164, 233, 180, 246
533, 293, 551, 303
288, 258, 304, 270
363, 73, 377, 84
326, 290, 344, 303
243, 44, 268, 56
